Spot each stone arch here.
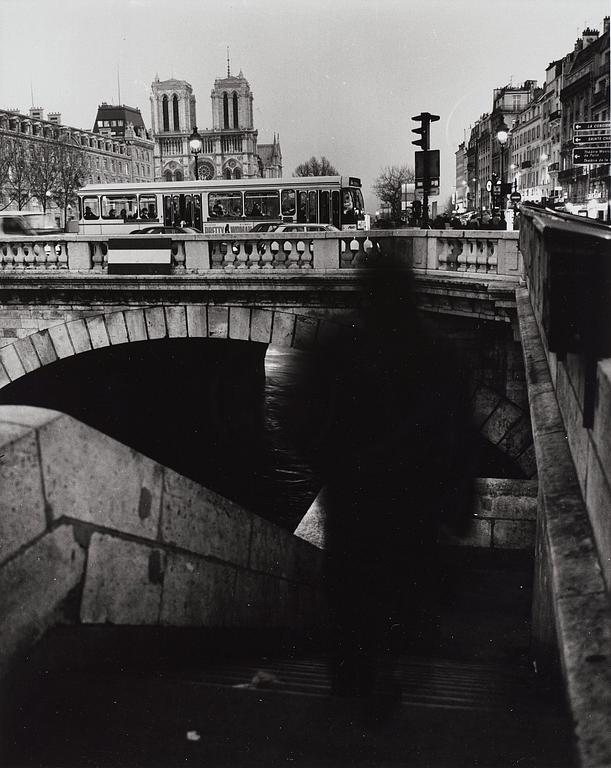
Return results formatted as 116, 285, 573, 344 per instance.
0, 305, 534, 474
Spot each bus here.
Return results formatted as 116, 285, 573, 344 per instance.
77, 176, 365, 234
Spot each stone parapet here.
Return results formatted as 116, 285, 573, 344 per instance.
0, 405, 325, 680
0, 229, 522, 277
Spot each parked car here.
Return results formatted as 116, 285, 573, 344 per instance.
272, 223, 340, 233
249, 222, 280, 232
130, 225, 202, 234
0, 213, 37, 236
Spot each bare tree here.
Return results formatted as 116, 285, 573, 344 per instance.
372, 165, 415, 223
3, 138, 32, 210
294, 156, 339, 176
29, 141, 59, 213
0, 134, 13, 209
52, 137, 89, 228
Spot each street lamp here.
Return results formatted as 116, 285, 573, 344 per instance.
189, 126, 203, 181
496, 121, 509, 221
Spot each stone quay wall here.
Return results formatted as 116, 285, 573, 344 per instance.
0, 405, 325, 680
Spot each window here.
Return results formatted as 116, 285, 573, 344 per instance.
244, 190, 280, 218
82, 197, 100, 219
281, 189, 296, 216
319, 190, 330, 223
208, 192, 243, 218
101, 194, 138, 219
162, 95, 169, 132
297, 190, 308, 222
223, 93, 229, 129
233, 92, 239, 128
308, 190, 317, 222
173, 94, 179, 131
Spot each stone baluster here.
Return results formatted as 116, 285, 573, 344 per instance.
0, 244, 11, 269
476, 241, 490, 273
438, 237, 450, 270
173, 242, 186, 273
12, 243, 25, 269
234, 241, 248, 269
91, 242, 105, 271
284, 240, 299, 269
466, 240, 478, 271
457, 239, 469, 271
270, 240, 283, 268
245, 241, 260, 269
488, 241, 498, 274
23, 241, 35, 268
259, 239, 273, 269
340, 238, 352, 267
300, 240, 313, 269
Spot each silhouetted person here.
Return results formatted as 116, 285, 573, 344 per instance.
289, 261, 475, 699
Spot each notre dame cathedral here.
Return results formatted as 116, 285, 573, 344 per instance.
149, 65, 282, 182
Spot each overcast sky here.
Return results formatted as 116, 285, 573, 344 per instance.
0, 0, 608, 209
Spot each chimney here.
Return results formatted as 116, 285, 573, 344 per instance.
582, 27, 600, 48
29, 107, 44, 120
48, 112, 62, 125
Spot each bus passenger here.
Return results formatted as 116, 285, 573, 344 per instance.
140, 208, 149, 219
84, 206, 96, 219
108, 208, 116, 218
213, 201, 224, 217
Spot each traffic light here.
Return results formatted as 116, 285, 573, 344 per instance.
411, 112, 440, 150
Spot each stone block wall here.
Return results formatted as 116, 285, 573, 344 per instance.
0, 405, 325, 679
295, 478, 538, 551
516, 287, 611, 768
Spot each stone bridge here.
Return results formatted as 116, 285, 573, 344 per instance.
1, 219, 610, 766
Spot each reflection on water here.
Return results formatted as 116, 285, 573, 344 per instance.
260, 347, 320, 530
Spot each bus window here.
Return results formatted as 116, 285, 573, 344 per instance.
193, 194, 202, 230
342, 189, 356, 225
331, 191, 340, 228
101, 194, 137, 220
83, 196, 100, 220
297, 191, 308, 223
319, 191, 330, 223
281, 189, 296, 216
138, 194, 157, 220
244, 190, 280, 218
209, 192, 243, 218
308, 190, 317, 222
163, 195, 173, 226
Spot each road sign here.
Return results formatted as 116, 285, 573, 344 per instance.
510, 191, 522, 203
486, 180, 493, 192
573, 147, 611, 165
574, 134, 611, 145
574, 121, 610, 132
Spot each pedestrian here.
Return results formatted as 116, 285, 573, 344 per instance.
288, 260, 476, 700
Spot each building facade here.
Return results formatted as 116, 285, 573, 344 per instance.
0, 105, 154, 216
454, 141, 468, 213
457, 17, 610, 221
150, 69, 282, 182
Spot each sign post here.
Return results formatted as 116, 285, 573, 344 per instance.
572, 121, 611, 165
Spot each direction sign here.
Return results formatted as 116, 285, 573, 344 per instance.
574, 134, 611, 145
574, 121, 610, 132
573, 147, 611, 165
510, 192, 522, 203
486, 179, 493, 192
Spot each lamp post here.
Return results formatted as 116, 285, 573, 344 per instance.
496, 121, 509, 219
189, 126, 203, 181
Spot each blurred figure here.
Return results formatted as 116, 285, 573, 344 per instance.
290, 262, 475, 699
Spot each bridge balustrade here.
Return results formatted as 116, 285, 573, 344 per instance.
0, 230, 522, 278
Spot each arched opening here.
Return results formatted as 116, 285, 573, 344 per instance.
172, 94, 179, 131
232, 92, 239, 128
224, 168, 232, 180
223, 92, 229, 129
233, 168, 242, 179
162, 95, 169, 132
163, 169, 172, 182
174, 170, 183, 181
